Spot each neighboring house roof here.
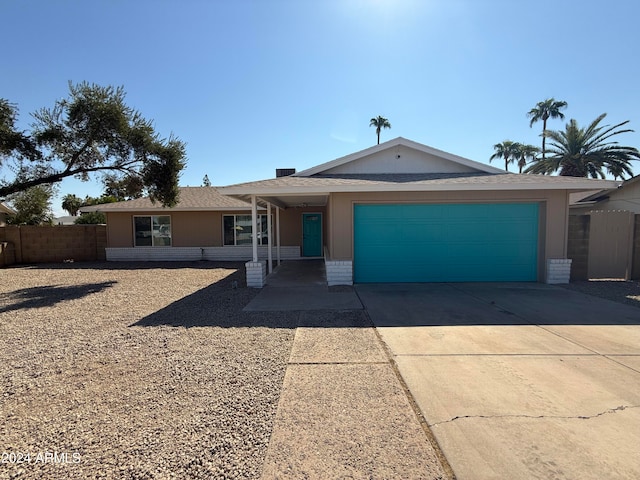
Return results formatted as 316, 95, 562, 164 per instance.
570, 174, 640, 212
0, 202, 17, 215
54, 216, 79, 225
219, 137, 620, 207
80, 186, 255, 213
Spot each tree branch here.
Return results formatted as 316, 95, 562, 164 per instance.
0, 163, 139, 198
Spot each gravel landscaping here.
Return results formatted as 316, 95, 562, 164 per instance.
561, 279, 640, 309
0, 262, 298, 479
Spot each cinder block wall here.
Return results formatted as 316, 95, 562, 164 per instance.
567, 215, 590, 281
0, 225, 107, 265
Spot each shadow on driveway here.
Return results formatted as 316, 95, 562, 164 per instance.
131, 269, 366, 329
356, 283, 640, 327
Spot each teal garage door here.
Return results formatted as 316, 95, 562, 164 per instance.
354, 203, 539, 282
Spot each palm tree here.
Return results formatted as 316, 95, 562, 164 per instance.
61, 193, 83, 216
527, 98, 568, 160
513, 143, 540, 174
369, 116, 391, 145
525, 113, 639, 179
490, 140, 519, 172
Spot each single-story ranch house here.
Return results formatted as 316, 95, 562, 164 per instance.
86, 137, 618, 286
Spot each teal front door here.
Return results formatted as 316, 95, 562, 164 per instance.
302, 213, 322, 257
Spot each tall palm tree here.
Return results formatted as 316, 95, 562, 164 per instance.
525, 113, 639, 179
369, 116, 391, 145
513, 143, 540, 173
527, 98, 568, 160
61, 193, 83, 216
490, 140, 519, 172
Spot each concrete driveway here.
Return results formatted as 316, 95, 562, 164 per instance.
357, 283, 640, 480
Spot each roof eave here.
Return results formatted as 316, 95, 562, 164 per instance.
221, 179, 620, 196
84, 206, 262, 213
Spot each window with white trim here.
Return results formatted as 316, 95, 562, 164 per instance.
223, 214, 271, 246
134, 215, 171, 247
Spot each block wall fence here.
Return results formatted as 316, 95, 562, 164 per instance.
0, 225, 106, 266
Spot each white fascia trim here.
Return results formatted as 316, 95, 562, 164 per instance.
221, 180, 619, 195
293, 137, 505, 176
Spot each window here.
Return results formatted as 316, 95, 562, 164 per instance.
223, 214, 271, 246
134, 216, 171, 247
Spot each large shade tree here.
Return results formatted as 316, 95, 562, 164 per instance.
489, 140, 520, 172
527, 98, 568, 160
369, 116, 391, 145
0, 82, 186, 206
7, 185, 54, 225
525, 113, 639, 179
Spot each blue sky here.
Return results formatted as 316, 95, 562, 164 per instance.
2, 0, 639, 215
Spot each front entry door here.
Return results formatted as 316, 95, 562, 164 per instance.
302, 213, 322, 257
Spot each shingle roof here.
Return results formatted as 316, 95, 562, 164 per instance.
220, 172, 620, 193
82, 187, 253, 212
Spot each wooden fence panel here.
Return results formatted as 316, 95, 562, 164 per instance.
587, 211, 634, 280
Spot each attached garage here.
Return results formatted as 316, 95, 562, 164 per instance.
354, 203, 539, 283
220, 137, 619, 287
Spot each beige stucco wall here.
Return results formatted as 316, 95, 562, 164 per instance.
106, 208, 326, 249
323, 147, 478, 174
107, 211, 229, 248
278, 206, 327, 248
327, 190, 570, 281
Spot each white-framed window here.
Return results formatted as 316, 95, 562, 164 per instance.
134, 215, 171, 247
223, 214, 271, 246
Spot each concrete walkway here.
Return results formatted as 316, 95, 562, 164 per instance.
260, 310, 450, 479
251, 261, 451, 478
358, 283, 640, 480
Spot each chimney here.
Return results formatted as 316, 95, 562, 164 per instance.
276, 168, 296, 178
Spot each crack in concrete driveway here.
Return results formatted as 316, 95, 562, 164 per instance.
428, 404, 640, 427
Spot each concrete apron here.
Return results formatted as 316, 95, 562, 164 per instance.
260, 310, 450, 479
244, 260, 362, 312
357, 283, 640, 480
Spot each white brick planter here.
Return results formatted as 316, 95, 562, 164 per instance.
325, 259, 353, 286
546, 259, 572, 284
246, 261, 267, 288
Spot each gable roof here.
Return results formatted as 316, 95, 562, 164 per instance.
80, 187, 255, 213
294, 137, 506, 176
222, 172, 620, 194
219, 138, 620, 208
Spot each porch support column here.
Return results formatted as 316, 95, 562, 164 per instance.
246, 194, 266, 287
251, 195, 258, 262
267, 202, 273, 274
276, 206, 281, 266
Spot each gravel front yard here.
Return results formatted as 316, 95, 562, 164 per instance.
0, 262, 298, 479
560, 279, 640, 308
